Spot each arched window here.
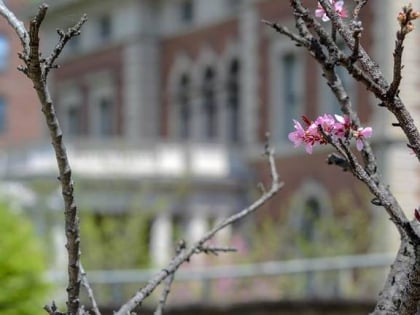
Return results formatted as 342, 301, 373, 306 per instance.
0, 35, 10, 71
226, 59, 240, 143
177, 74, 191, 140
202, 67, 217, 140
301, 197, 321, 241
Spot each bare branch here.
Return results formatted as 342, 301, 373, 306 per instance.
115, 143, 283, 315
195, 245, 237, 256
262, 20, 309, 47
44, 14, 87, 77
154, 240, 186, 315
21, 5, 88, 315
387, 4, 419, 99
322, 127, 412, 239
371, 234, 420, 314
316, 0, 420, 161
44, 301, 65, 315
349, 20, 363, 63
352, 0, 369, 20
0, 0, 29, 57
80, 264, 101, 315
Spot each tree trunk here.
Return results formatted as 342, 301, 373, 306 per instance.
372, 232, 420, 314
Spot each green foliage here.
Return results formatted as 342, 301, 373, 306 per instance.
80, 209, 152, 269
0, 202, 48, 315
246, 188, 371, 262
232, 188, 373, 298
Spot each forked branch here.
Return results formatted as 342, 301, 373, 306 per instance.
0, 3, 86, 315
115, 142, 283, 314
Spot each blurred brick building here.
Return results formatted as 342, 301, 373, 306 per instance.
0, 0, 419, 304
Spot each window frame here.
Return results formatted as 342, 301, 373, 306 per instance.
269, 38, 305, 148
226, 58, 241, 144
98, 14, 112, 42
57, 84, 84, 137
177, 74, 191, 140
87, 72, 117, 138
202, 66, 217, 141
0, 96, 7, 134
179, 0, 194, 24
0, 34, 10, 72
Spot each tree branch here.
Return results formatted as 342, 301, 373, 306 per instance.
316, 0, 420, 161
154, 240, 186, 315
371, 234, 420, 315
115, 143, 283, 315
0, 3, 87, 314
0, 0, 29, 57
80, 263, 101, 315
352, 0, 369, 21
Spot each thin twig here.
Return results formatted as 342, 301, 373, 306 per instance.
80, 264, 101, 315
262, 20, 309, 47
196, 245, 237, 256
44, 15, 87, 77
0, 0, 29, 57
115, 142, 283, 315
349, 20, 363, 63
154, 240, 186, 315
387, 4, 418, 99
352, 0, 368, 20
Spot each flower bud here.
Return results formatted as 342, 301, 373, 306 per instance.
415, 208, 420, 222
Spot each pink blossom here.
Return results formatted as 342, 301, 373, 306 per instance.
354, 127, 372, 151
288, 113, 373, 154
288, 119, 318, 154
333, 114, 351, 138
315, 114, 336, 134
288, 120, 306, 147
315, 0, 348, 22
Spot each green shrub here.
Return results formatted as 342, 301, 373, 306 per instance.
0, 202, 48, 315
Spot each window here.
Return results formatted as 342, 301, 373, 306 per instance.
322, 42, 354, 114
97, 98, 113, 137
226, 0, 241, 11
202, 67, 217, 140
301, 197, 321, 241
0, 97, 6, 133
98, 15, 111, 42
280, 53, 301, 141
66, 105, 83, 136
324, 65, 354, 114
0, 35, 10, 71
177, 74, 191, 140
226, 59, 240, 143
179, 0, 194, 24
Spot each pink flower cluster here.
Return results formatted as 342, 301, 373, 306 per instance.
315, 0, 348, 22
288, 114, 373, 154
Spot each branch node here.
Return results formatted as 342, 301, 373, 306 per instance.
371, 197, 383, 206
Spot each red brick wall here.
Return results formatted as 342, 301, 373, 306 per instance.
0, 0, 42, 148
160, 19, 239, 137
54, 46, 124, 135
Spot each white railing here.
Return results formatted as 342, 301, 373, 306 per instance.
47, 252, 394, 284
46, 253, 395, 306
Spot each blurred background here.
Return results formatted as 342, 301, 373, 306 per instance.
0, 0, 419, 314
